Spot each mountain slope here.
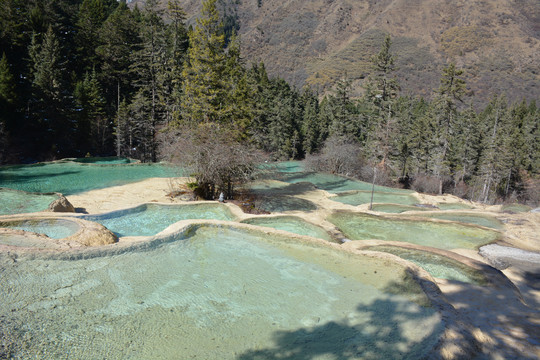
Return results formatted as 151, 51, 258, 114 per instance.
133, 0, 539, 105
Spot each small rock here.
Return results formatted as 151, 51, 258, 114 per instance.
47, 195, 75, 213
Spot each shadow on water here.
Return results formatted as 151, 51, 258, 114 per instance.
254, 195, 318, 213
280, 172, 355, 193
238, 293, 445, 360
251, 182, 319, 197
0, 170, 81, 186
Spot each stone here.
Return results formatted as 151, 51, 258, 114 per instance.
47, 195, 76, 213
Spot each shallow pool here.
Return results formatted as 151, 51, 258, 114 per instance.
280, 172, 413, 194
371, 204, 429, 214
332, 190, 419, 206
82, 203, 236, 237
0, 161, 180, 195
70, 157, 137, 165
254, 195, 318, 213
0, 218, 80, 239
328, 212, 500, 250
438, 203, 473, 210
366, 246, 487, 285
0, 188, 58, 215
412, 213, 504, 230
241, 216, 333, 241
0, 225, 444, 359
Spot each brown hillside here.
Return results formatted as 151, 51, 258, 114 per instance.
132, 0, 539, 105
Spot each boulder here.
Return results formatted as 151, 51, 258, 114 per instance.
47, 195, 75, 213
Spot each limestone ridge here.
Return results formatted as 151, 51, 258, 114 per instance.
131, 0, 539, 106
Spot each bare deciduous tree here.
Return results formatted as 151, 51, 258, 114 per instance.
159, 124, 264, 200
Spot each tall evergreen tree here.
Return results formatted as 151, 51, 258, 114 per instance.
130, 0, 168, 161
76, 0, 117, 72
161, 0, 188, 125
74, 69, 108, 154
476, 95, 512, 202
431, 62, 467, 193
329, 77, 359, 139
181, 0, 229, 125
364, 35, 400, 165
96, 1, 138, 112
300, 87, 320, 154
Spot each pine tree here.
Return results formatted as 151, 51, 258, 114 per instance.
300, 87, 320, 154
130, 0, 168, 162
476, 95, 512, 203
74, 69, 108, 154
76, 0, 117, 72
30, 26, 63, 102
446, 103, 481, 195
329, 77, 359, 139
161, 0, 188, 125
0, 52, 16, 107
181, 0, 229, 125
114, 99, 133, 157
431, 62, 467, 193
96, 1, 139, 111
364, 35, 400, 166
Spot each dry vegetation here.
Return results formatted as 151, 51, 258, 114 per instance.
133, 0, 539, 106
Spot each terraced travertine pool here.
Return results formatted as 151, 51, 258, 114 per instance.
0, 188, 59, 215
0, 158, 179, 195
241, 215, 333, 241
0, 225, 445, 359
82, 203, 236, 237
364, 245, 487, 285
1, 158, 517, 358
328, 212, 500, 250
331, 190, 419, 206
0, 218, 80, 239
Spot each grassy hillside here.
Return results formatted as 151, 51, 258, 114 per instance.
132, 0, 539, 105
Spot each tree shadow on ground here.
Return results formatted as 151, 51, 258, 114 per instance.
237, 292, 448, 360
437, 273, 540, 359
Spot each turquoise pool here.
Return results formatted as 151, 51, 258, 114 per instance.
241, 216, 333, 241
82, 203, 236, 237
0, 218, 79, 239
438, 203, 473, 210
0, 188, 58, 215
0, 225, 444, 359
366, 246, 487, 285
70, 157, 137, 164
328, 212, 500, 250
280, 172, 413, 194
332, 190, 419, 206
371, 204, 429, 214
412, 213, 504, 230
0, 161, 180, 195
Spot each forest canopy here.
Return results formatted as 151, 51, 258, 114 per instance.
0, 0, 538, 205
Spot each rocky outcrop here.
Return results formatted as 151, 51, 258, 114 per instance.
47, 195, 75, 213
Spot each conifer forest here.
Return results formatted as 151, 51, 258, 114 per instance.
0, 0, 538, 205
